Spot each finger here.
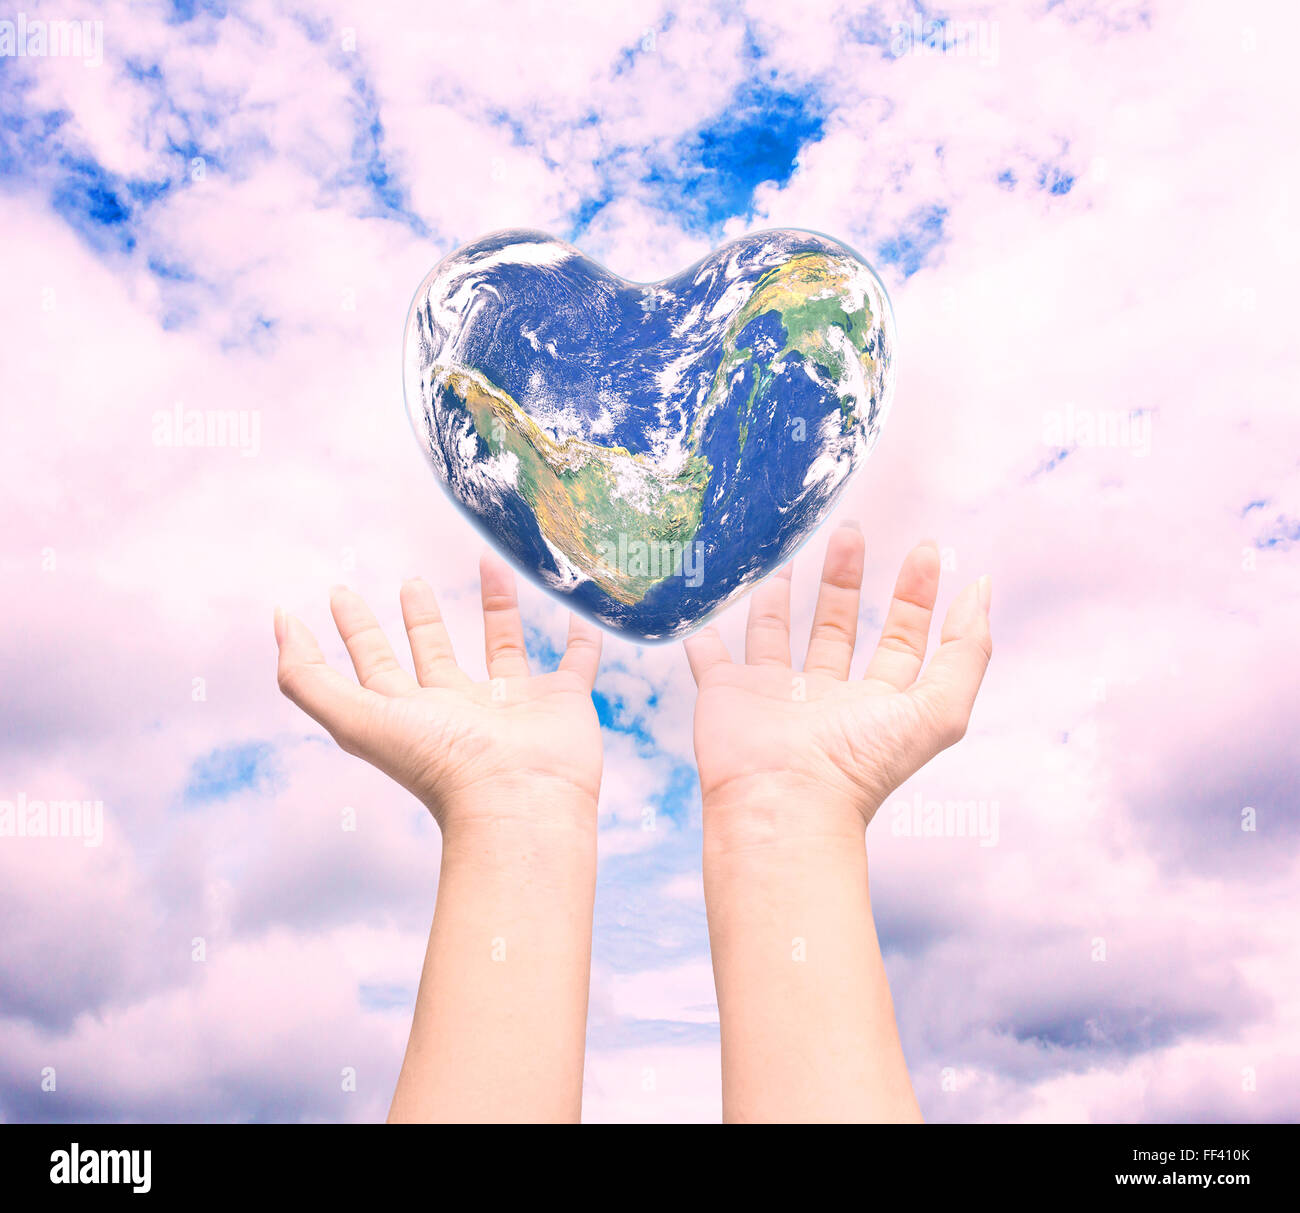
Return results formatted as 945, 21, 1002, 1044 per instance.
558, 612, 602, 688
683, 624, 731, 685
275, 608, 376, 752
330, 586, 418, 695
745, 563, 793, 666
479, 551, 530, 679
863, 541, 941, 691
803, 522, 865, 679
907, 576, 993, 751
400, 577, 470, 688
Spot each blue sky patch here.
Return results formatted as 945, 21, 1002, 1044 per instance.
876, 203, 947, 277
168, 0, 229, 24
333, 71, 429, 236
360, 982, 414, 1012
1032, 447, 1073, 479
640, 79, 825, 232
185, 741, 279, 804
1253, 514, 1300, 550
50, 156, 139, 254
1039, 163, 1075, 195
592, 684, 659, 751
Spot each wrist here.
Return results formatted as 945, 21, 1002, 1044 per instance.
430, 770, 600, 830
438, 811, 598, 895
701, 776, 872, 863
435, 778, 599, 865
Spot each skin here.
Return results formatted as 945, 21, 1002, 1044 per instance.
684, 522, 993, 1123
274, 528, 991, 1124
275, 552, 602, 1123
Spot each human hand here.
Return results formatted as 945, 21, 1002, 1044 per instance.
685, 524, 987, 1121
274, 553, 603, 1121
274, 552, 603, 835
685, 524, 992, 850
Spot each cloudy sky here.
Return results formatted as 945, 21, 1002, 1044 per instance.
1, 0, 1296, 1123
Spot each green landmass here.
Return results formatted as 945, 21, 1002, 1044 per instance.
438, 252, 880, 605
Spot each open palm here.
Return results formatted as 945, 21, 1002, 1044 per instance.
685, 526, 992, 832
275, 554, 603, 827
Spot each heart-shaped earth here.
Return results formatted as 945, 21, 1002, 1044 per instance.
403, 228, 895, 642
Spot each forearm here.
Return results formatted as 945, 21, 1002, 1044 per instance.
703, 796, 921, 1123
388, 802, 598, 1123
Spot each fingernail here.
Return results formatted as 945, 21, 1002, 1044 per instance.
329, 583, 348, 596
273, 606, 286, 646
840, 518, 862, 532
977, 575, 992, 612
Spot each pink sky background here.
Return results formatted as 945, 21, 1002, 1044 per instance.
1, 0, 1297, 1122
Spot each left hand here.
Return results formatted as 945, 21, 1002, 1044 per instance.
274, 553, 604, 833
